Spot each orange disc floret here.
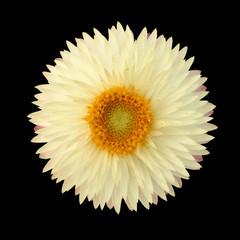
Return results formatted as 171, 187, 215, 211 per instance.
84, 86, 153, 155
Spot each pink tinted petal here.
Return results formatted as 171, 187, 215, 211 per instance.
34, 125, 44, 131
107, 198, 114, 209
205, 110, 214, 117
195, 85, 207, 92
152, 193, 158, 205
194, 155, 203, 162
147, 33, 150, 38
188, 70, 201, 77
175, 177, 183, 188
39, 151, 51, 159
55, 58, 63, 61
75, 186, 80, 195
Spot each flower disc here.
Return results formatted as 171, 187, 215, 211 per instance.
84, 86, 153, 154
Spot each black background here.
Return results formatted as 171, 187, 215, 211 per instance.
18, 1, 235, 235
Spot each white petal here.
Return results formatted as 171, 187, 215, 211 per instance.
79, 181, 89, 204
139, 188, 150, 209
104, 171, 115, 203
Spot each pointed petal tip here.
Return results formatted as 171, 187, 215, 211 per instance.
116, 21, 121, 26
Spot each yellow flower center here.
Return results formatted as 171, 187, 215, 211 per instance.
84, 86, 153, 155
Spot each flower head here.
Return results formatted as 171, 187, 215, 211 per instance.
28, 22, 217, 213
